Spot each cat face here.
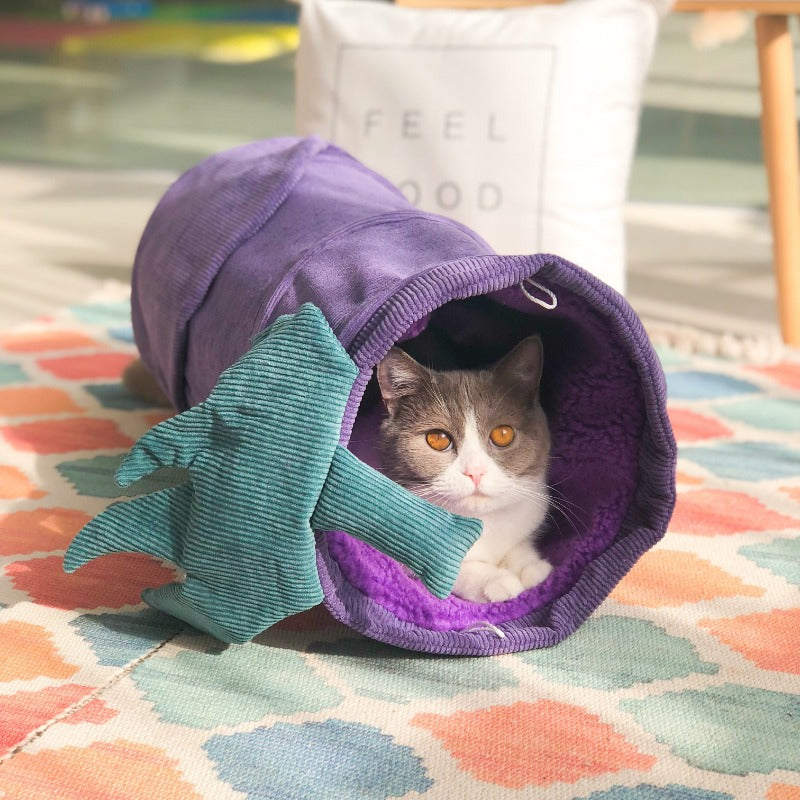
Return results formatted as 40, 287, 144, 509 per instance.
376, 336, 550, 517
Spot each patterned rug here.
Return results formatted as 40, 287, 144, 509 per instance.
1, 286, 799, 800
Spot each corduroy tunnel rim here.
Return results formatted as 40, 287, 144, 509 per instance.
312, 252, 678, 656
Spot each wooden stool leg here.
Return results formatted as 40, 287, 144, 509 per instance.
756, 14, 800, 347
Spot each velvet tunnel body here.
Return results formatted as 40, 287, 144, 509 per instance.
131, 136, 676, 655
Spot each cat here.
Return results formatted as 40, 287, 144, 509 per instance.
376, 336, 552, 603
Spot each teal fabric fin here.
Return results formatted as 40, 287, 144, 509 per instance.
63, 484, 191, 572
115, 410, 209, 486
64, 303, 480, 643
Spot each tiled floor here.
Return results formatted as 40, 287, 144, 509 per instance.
0, 9, 793, 341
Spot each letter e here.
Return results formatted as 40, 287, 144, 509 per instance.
444, 111, 464, 140
364, 109, 383, 136
402, 111, 421, 139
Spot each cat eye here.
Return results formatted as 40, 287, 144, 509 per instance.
489, 425, 515, 447
425, 430, 453, 452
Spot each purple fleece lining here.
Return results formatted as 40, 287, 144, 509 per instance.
131, 137, 676, 655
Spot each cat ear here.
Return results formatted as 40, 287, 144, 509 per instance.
376, 348, 428, 417
493, 335, 544, 401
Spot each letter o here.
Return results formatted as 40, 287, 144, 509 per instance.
436, 181, 461, 211
397, 180, 421, 206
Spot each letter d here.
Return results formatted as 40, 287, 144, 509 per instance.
478, 183, 502, 211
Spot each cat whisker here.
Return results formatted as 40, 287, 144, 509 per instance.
488, 384, 518, 416
544, 502, 584, 538
429, 383, 454, 424
545, 486, 584, 511
512, 495, 582, 539
545, 463, 585, 489
504, 485, 584, 538
512, 485, 582, 519
403, 482, 453, 507
503, 484, 554, 513
401, 481, 437, 495
545, 510, 580, 538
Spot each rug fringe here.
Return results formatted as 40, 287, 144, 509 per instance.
643, 318, 791, 364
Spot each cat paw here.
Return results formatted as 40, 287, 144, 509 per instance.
451, 582, 484, 602
482, 573, 525, 603
519, 559, 553, 589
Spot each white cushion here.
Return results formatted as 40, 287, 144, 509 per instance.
296, 0, 667, 292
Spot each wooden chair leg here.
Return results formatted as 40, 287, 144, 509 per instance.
756, 13, 800, 347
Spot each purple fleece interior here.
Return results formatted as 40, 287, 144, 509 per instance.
325, 283, 644, 631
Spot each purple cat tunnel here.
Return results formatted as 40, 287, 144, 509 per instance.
132, 136, 676, 656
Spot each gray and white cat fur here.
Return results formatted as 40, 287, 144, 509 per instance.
376, 336, 552, 603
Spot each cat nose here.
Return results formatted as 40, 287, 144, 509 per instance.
463, 467, 486, 489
